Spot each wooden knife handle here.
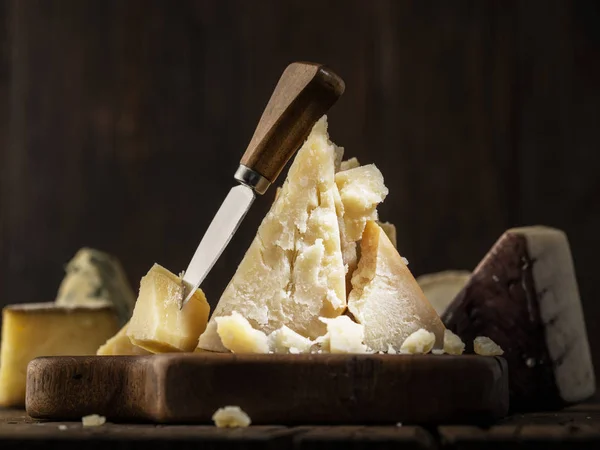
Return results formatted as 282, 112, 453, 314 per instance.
240, 62, 345, 186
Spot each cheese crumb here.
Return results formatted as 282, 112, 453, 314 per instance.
212, 406, 251, 428
319, 316, 370, 354
215, 312, 269, 353
387, 344, 397, 355
82, 414, 106, 427
400, 329, 435, 354
432, 349, 445, 355
474, 336, 504, 356
268, 325, 313, 354
58, 425, 68, 431
443, 330, 465, 355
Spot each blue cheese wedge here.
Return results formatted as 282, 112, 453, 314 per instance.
55, 248, 136, 326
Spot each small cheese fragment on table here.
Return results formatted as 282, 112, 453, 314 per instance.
55, 248, 136, 326
97, 320, 150, 356
268, 325, 313, 354
400, 329, 435, 354
212, 406, 251, 428
348, 221, 446, 353
127, 264, 210, 353
474, 336, 504, 356
198, 117, 346, 351
216, 312, 269, 354
0, 303, 119, 407
443, 329, 465, 355
320, 315, 370, 354
82, 414, 106, 427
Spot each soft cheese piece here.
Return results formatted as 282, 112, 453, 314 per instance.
442, 226, 595, 410
376, 221, 397, 248
198, 117, 346, 350
55, 248, 136, 326
474, 336, 504, 356
417, 270, 471, 316
97, 320, 150, 356
128, 264, 210, 353
216, 312, 269, 354
0, 303, 119, 406
268, 325, 313, 354
320, 315, 370, 354
212, 406, 251, 428
400, 329, 435, 354
443, 329, 465, 355
348, 221, 446, 352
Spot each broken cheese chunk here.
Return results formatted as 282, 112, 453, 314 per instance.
216, 312, 269, 354
128, 264, 210, 353
198, 117, 346, 350
268, 325, 313, 354
212, 406, 251, 428
0, 303, 119, 407
320, 315, 370, 354
400, 329, 435, 354
443, 329, 465, 355
474, 336, 504, 356
340, 157, 360, 171
377, 222, 397, 248
348, 221, 446, 352
97, 320, 150, 356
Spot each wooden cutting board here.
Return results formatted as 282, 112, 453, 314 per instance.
26, 353, 508, 424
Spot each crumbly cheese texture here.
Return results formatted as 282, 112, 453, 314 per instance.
96, 320, 150, 356
216, 312, 269, 354
0, 303, 119, 407
348, 221, 446, 352
268, 325, 314, 354
417, 270, 471, 316
212, 406, 251, 428
474, 336, 504, 356
340, 157, 360, 171
511, 226, 595, 402
128, 264, 210, 353
320, 315, 370, 354
443, 329, 465, 355
198, 117, 346, 350
55, 248, 136, 327
400, 328, 436, 354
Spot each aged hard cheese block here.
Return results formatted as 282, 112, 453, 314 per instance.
128, 264, 210, 353
198, 117, 346, 350
55, 248, 136, 326
417, 270, 471, 316
97, 321, 150, 356
348, 221, 446, 352
442, 226, 595, 410
0, 303, 119, 406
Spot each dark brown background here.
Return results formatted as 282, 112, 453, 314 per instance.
0, 0, 598, 391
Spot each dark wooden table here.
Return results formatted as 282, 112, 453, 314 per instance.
2, 404, 600, 449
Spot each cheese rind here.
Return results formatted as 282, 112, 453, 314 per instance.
0, 303, 119, 407
55, 248, 136, 326
198, 117, 346, 350
127, 264, 210, 353
348, 221, 446, 352
96, 320, 150, 356
216, 312, 269, 354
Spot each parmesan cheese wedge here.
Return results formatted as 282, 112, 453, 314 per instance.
198, 117, 346, 350
348, 221, 446, 352
97, 320, 150, 356
128, 264, 210, 353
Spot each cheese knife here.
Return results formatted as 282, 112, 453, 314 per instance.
180, 62, 345, 308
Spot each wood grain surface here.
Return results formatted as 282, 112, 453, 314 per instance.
25, 354, 509, 425
0, 0, 599, 400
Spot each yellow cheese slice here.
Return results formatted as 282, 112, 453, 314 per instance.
96, 320, 150, 356
0, 303, 119, 407
348, 221, 446, 352
127, 264, 210, 353
198, 116, 346, 350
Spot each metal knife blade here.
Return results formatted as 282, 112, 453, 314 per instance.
181, 184, 254, 305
